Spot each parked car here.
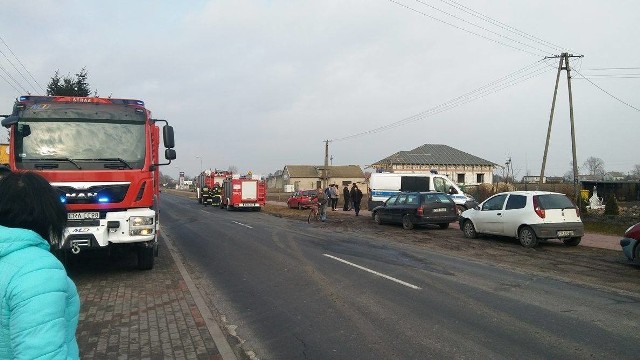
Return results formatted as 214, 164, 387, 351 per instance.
458, 191, 584, 248
620, 222, 640, 263
371, 192, 458, 230
287, 190, 318, 210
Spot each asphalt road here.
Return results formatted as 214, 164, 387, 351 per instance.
161, 192, 640, 360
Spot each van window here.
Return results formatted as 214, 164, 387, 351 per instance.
400, 176, 429, 192
433, 177, 447, 192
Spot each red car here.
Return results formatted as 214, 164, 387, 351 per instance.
287, 190, 317, 210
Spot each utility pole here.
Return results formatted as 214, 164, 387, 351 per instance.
323, 140, 330, 188
539, 52, 583, 202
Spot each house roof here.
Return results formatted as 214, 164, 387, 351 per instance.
284, 165, 364, 178
372, 144, 497, 167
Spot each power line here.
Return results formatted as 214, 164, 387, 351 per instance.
385, 0, 548, 57
410, 0, 556, 55
572, 68, 640, 112
0, 34, 46, 94
0, 71, 22, 95
436, 0, 569, 53
332, 59, 552, 142
0, 61, 29, 94
0, 48, 38, 94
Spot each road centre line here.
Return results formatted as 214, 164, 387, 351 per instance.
323, 254, 421, 290
232, 221, 253, 229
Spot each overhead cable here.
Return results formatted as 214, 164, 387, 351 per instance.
436, 0, 569, 53
0, 34, 45, 94
332, 59, 552, 142
0, 61, 29, 94
572, 68, 640, 112
385, 0, 548, 57
410, 0, 555, 55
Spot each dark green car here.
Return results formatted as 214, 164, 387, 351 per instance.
371, 192, 458, 230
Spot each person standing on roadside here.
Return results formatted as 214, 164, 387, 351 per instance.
0, 171, 81, 360
351, 183, 363, 216
329, 184, 338, 211
312, 186, 329, 221
343, 184, 351, 211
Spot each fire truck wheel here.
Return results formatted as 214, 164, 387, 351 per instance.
226, 204, 233, 211
137, 246, 155, 270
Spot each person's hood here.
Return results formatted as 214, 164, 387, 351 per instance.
0, 225, 50, 258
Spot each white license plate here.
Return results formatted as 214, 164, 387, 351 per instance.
557, 230, 574, 237
433, 208, 447, 212
68, 212, 100, 220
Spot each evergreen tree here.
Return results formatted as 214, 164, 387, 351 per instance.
604, 195, 619, 216
46, 67, 92, 96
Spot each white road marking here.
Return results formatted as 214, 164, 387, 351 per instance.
323, 254, 421, 290
232, 221, 253, 229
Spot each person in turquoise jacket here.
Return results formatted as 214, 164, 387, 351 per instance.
0, 171, 80, 359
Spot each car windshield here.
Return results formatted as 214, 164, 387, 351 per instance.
422, 193, 453, 204
536, 194, 575, 209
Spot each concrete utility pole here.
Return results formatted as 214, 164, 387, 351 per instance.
539, 52, 583, 202
323, 140, 330, 188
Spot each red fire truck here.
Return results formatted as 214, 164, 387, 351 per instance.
196, 169, 231, 206
1, 95, 176, 270
221, 173, 266, 211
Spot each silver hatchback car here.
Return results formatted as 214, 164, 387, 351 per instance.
458, 191, 584, 248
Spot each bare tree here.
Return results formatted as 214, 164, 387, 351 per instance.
227, 165, 238, 174
632, 164, 640, 178
582, 157, 605, 176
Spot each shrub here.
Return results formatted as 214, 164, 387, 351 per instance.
604, 195, 620, 216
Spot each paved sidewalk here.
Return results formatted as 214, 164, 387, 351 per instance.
68, 235, 233, 360
268, 201, 622, 251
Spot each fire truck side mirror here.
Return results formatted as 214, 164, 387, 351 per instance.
163, 125, 175, 149
165, 148, 177, 161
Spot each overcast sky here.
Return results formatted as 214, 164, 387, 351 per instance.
1, 0, 638, 179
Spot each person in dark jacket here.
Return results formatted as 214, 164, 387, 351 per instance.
343, 184, 351, 211
350, 183, 363, 216
0, 171, 80, 359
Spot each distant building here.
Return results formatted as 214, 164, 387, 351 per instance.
267, 165, 365, 192
370, 144, 497, 185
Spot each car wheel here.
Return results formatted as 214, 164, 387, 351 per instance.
298, 203, 303, 210
518, 226, 539, 248
438, 223, 449, 229
402, 214, 414, 230
374, 212, 383, 225
563, 237, 581, 246
462, 220, 477, 238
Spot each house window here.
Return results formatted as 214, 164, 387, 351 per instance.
476, 173, 484, 183
457, 173, 465, 183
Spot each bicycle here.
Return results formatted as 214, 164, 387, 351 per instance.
307, 202, 320, 223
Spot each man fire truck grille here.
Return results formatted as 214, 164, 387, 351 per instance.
56, 184, 130, 204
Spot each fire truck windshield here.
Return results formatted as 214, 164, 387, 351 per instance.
14, 119, 146, 170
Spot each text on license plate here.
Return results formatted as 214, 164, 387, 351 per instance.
557, 230, 574, 237
68, 212, 100, 220
433, 208, 447, 212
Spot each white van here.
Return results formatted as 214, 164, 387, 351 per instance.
367, 172, 477, 211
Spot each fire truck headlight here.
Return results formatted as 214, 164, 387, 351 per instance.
129, 216, 155, 236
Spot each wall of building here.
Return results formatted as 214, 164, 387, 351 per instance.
376, 164, 494, 185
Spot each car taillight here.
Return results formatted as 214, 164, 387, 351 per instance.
533, 195, 545, 219
416, 206, 424, 216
